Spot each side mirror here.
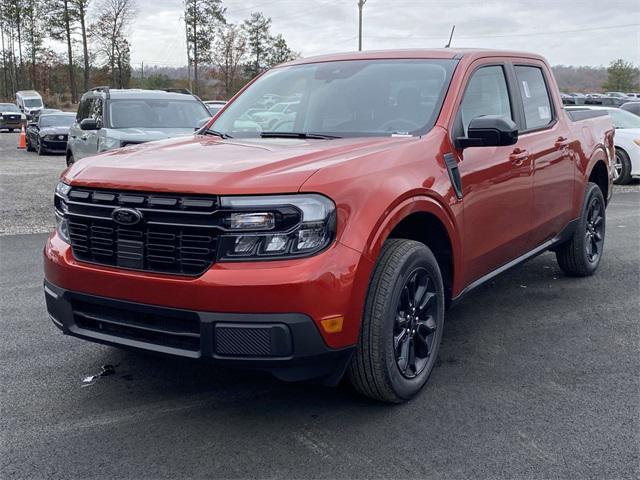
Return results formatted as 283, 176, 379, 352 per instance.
456, 115, 518, 149
80, 118, 99, 131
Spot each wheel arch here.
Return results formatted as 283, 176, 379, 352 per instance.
363, 195, 462, 304
588, 157, 610, 201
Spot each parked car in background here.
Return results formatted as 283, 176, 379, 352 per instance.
250, 101, 299, 129
204, 100, 227, 116
567, 105, 640, 184
66, 87, 212, 165
26, 112, 76, 155
16, 90, 44, 118
46, 49, 614, 403
30, 108, 62, 122
0, 103, 26, 131
626, 93, 640, 99
620, 101, 640, 117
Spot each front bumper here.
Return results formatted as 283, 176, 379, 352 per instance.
44, 280, 354, 382
41, 138, 68, 153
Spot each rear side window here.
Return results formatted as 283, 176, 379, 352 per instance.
459, 66, 512, 135
515, 66, 553, 130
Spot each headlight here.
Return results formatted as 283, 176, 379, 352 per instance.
634, 139, 640, 147
217, 194, 336, 260
54, 182, 71, 243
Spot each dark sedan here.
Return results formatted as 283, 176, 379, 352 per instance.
26, 112, 75, 155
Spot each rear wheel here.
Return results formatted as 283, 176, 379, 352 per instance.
348, 239, 445, 403
555, 182, 605, 276
613, 148, 632, 185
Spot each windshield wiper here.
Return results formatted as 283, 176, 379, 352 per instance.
203, 128, 233, 139
260, 132, 341, 140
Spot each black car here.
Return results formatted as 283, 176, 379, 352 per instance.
26, 112, 76, 155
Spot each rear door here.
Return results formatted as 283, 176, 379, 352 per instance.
452, 61, 534, 282
511, 63, 575, 246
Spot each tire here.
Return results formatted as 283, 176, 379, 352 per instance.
66, 152, 74, 166
26, 134, 34, 152
36, 137, 45, 156
613, 148, 632, 185
348, 239, 445, 403
555, 182, 606, 277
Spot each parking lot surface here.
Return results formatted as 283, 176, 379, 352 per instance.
1, 131, 639, 479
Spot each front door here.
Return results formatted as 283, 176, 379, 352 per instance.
453, 63, 534, 283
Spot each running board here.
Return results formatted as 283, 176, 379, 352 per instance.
451, 218, 578, 305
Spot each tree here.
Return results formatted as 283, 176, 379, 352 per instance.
212, 23, 246, 98
602, 59, 640, 92
91, 0, 136, 88
184, 0, 225, 95
268, 33, 296, 67
23, 0, 44, 89
44, 0, 79, 101
71, 0, 92, 92
242, 12, 271, 78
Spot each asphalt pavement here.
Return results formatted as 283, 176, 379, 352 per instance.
1, 131, 639, 479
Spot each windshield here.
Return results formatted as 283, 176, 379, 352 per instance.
608, 108, 640, 129
0, 103, 20, 112
24, 98, 42, 107
40, 115, 75, 128
211, 59, 457, 138
108, 99, 211, 128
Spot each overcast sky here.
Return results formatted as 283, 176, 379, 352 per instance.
118, 0, 639, 68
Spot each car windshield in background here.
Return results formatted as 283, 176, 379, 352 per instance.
211, 59, 457, 138
607, 108, 640, 129
1, 103, 20, 112
108, 99, 211, 129
40, 115, 75, 128
24, 99, 42, 107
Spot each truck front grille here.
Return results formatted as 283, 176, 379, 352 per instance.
60, 187, 220, 276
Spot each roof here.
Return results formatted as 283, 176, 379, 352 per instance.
83, 89, 198, 101
16, 90, 41, 97
280, 48, 547, 67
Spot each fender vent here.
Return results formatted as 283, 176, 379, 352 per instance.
444, 153, 463, 199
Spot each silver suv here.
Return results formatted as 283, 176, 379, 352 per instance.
67, 87, 211, 166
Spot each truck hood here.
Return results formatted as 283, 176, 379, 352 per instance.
63, 134, 414, 194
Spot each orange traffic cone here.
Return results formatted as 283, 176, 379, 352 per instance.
17, 125, 27, 150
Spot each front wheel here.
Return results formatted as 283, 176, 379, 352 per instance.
36, 137, 45, 156
555, 182, 606, 276
66, 152, 75, 166
348, 239, 445, 403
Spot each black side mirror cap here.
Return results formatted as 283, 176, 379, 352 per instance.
456, 115, 518, 149
79, 118, 100, 131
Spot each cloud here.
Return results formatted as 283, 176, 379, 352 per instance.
51, 0, 640, 67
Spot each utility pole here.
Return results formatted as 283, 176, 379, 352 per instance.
141, 61, 144, 82
358, 0, 367, 51
445, 25, 455, 48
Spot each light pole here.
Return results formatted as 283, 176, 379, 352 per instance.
358, 0, 367, 51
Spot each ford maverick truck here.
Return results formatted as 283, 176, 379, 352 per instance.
44, 49, 614, 403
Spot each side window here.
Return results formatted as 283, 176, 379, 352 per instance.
460, 66, 512, 135
91, 98, 103, 127
515, 66, 553, 130
77, 98, 93, 121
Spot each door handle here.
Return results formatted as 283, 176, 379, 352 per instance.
509, 148, 529, 166
555, 136, 569, 147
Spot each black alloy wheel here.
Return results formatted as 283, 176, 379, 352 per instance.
394, 267, 438, 379
585, 195, 604, 264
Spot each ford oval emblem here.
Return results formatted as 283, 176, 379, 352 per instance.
111, 207, 143, 226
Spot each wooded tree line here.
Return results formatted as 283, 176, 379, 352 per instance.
0, 0, 296, 105
0, 0, 136, 104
